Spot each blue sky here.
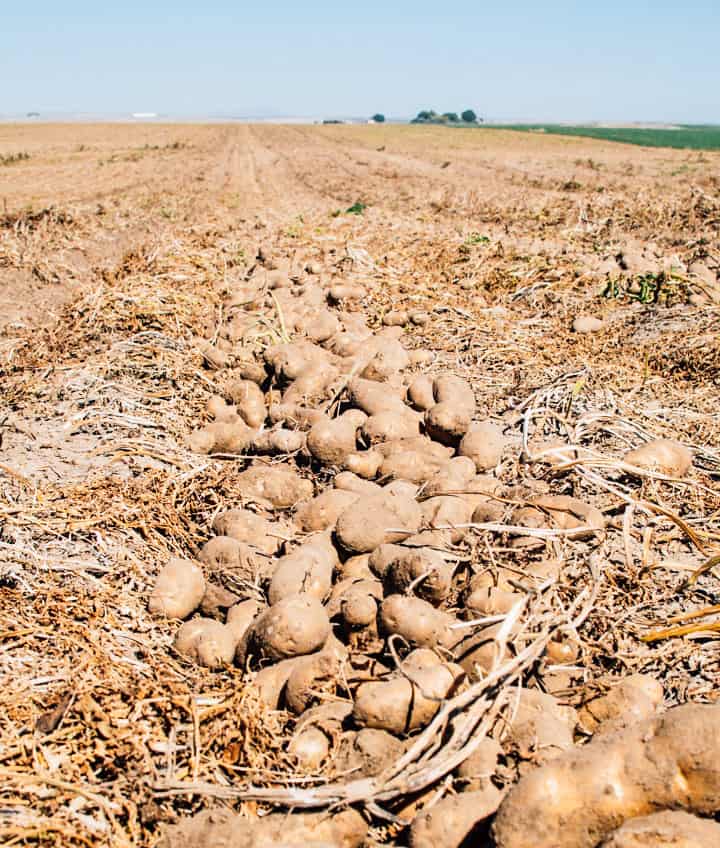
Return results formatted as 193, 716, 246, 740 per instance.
3, 1, 718, 121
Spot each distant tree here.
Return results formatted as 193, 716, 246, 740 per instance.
372, 113, 386, 123
443, 112, 460, 123
414, 110, 437, 122
461, 109, 477, 123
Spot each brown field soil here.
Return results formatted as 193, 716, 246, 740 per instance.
1, 123, 720, 846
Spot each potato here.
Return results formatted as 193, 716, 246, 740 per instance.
382, 309, 408, 327
353, 651, 464, 734
624, 438, 692, 477
343, 448, 383, 478
504, 688, 578, 764
375, 436, 453, 460
455, 736, 503, 789
160, 807, 367, 848
333, 471, 382, 496
224, 379, 266, 428
361, 409, 422, 445
360, 339, 410, 381
307, 410, 365, 467
335, 491, 422, 553
243, 594, 331, 662
196, 339, 229, 370
424, 456, 477, 497
453, 623, 511, 677
295, 488, 360, 532
284, 648, 341, 714
268, 535, 337, 604
200, 581, 241, 618
282, 364, 340, 405
410, 786, 503, 848
268, 402, 326, 430
600, 811, 720, 848
348, 376, 408, 415
386, 547, 456, 604
174, 617, 236, 668
465, 586, 522, 616
326, 576, 384, 618
492, 703, 720, 848
149, 558, 205, 619
379, 450, 448, 483
206, 394, 237, 422
264, 341, 326, 381
226, 599, 260, 642
328, 284, 366, 303
187, 416, 255, 455
198, 535, 260, 578
251, 427, 305, 454
421, 495, 474, 543
334, 728, 406, 778
458, 420, 506, 471
212, 508, 281, 556
230, 359, 268, 385
425, 374, 476, 446
380, 594, 458, 649
578, 674, 663, 735
407, 375, 436, 411
288, 725, 329, 770
409, 310, 430, 326
236, 464, 313, 509
304, 309, 341, 344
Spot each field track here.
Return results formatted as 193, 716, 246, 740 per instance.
1, 123, 720, 847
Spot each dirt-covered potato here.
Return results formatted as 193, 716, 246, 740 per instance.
347, 376, 408, 415
149, 558, 205, 619
380, 594, 458, 649
492, 703, 720, 848
198, 536, 262, 581
455, 736, 503, 790
212, 508, 281, 556
600, 811, 720, 848
287, 725, 330, 770
382, 309, 409, 327
343, 448, 383, 479
242, 594, 331, 663
624, 438, 692, 477
353, 649, 464, 734
420, 495, 474, 543
425, 374, 476, 446
361, 409, 422, 444
224, 378, 266, 428
333, 471, 383, 496
334, 728, 406, 778
423, 456, 477, 497
458, 420, 506, 471
360, 338, 410, 381
295, 488, 360, 532
236, 464, 313, 509
187, 416, 255, 455
268, 534, 337, 604
307, 409, 365, 467
174, 617, 236, 668
335, 491, 422, 553
407, 375, 436, 411
504, 688, 578, 765
379, 450, 449, 483
409, 785, 503, 848
268, 402, 326, 430
578, 674, 664, 735
385, 547, 456, 604
251, 427, 305, 454
159, 807, 367, 848
284, 648, 342, 714
531, 494, 606, 539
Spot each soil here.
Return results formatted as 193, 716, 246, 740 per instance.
1, 122, 720, 847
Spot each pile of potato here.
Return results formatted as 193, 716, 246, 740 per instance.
149, 246, 709, 848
